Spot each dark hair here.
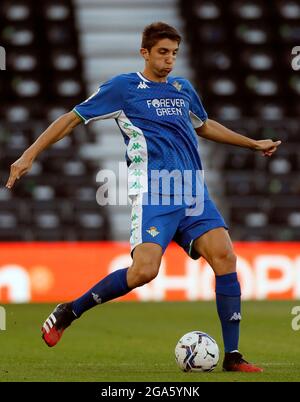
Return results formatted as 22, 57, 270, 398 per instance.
141, 22, 182, 51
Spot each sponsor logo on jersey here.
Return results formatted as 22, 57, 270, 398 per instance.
137, 81, 150, 89
146, 98, 186, 117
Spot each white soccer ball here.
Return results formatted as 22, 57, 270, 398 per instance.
175, 331, 219, 372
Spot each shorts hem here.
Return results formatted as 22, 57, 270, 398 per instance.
183, 223, 229, 260
130, 241, 165, 259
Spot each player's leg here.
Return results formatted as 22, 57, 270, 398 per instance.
192, 228, 262, 372
42, 192, 182, 347
192, 227, 240, 351
127, 242, 163, 287
42, 242, 163, 347
71, 242, 162, 315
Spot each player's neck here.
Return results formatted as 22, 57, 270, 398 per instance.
141, 69, 167, 83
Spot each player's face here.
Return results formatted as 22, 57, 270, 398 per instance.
141, 38, 179, 80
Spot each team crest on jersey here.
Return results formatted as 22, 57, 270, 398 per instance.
172, 81, 182, 91
137, 81, 150, 89
146, 226, 160, 237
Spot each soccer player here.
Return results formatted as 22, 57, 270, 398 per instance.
6, 22, 281, 372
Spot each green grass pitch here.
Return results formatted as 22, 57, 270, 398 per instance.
1, 301, 300, 382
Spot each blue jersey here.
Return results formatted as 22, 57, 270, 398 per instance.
73, 72, 209, 198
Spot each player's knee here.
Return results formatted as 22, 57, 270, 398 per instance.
212, 250, 237, 275
136, 264, 159, 286
128, 261, 159, 287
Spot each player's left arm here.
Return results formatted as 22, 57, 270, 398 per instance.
195, 119, 281, 157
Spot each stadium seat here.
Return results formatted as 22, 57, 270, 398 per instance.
9, 50, 39, 72
193, 1, 222, 20
43, 3, 72, 22
45, 105, 69, 122
268, 155, 296, 174
223, 151, 255, 170
209, 102, 244, 120
208, 76, 238, 96
240, 48, 274, 71
62, 160, 86, 176
1, 0, 33, 22
51, 51, 78, 72
231, 1, 267, 19
200, 47, 232, 71
45, 21, 74, 46
54, 78, 83, 98
32, 185, 55, 201
1, 23, 36, 47
252, 102, 286, 120
288, 212, 300, 227
245, 211, 268, 227
0, 209, 18, 228
34, 211, 60, 229
278, 0, 300, 19
197, 23, 227, 44
75, 186, 96, 201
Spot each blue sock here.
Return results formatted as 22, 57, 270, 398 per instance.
72, 268, 130, 317
215, 272, 241, 353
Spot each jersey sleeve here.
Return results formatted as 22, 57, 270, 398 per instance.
185, 80, 208, 128
72, 75, 125, 124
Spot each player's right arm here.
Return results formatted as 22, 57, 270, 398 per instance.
6, 111, 82, 189
6, 74, 124, 189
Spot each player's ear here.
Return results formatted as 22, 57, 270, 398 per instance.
140, 48, 149, 61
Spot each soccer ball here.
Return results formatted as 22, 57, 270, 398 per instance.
175, 331, 219, 372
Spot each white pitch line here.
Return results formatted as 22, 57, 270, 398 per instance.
260, 362, 296, 366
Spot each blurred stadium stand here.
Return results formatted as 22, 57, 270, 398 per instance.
0, 0, 299, 242
0, 0, 110, 241
179, 0, 300, 240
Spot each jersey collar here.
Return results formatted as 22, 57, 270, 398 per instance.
136, 72, 168, 84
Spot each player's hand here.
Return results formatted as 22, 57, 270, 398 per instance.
6, 155, 33, 189
254, 139, 282, 157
